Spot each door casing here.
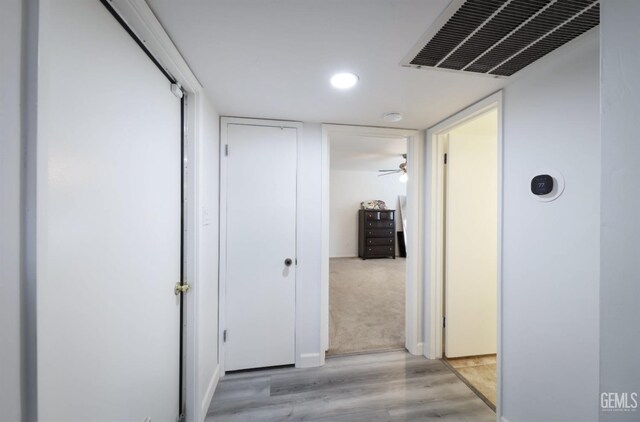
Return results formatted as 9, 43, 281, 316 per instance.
320, 125, 423, 361
425, 90, 503, 419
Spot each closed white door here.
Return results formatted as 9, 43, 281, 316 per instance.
444, 111, 498, 358
37, 1, 181, 420
224, 123, 297, 371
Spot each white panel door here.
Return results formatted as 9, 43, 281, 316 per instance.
444, 124, 498, 358
38, 1, 181, 420
225, 123, 297, 371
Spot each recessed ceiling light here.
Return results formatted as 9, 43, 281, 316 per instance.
330, 72, 359, 89
382, 112, 403, 122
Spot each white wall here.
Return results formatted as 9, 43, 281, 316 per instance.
501, 29, 600, 422
600, 3, 640, 421
196, 95, 220, 419
330, 170, 406, 257
0, 0, 24, 420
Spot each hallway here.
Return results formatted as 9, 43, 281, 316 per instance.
206, 351, 495, 421
7, 1, 639, 421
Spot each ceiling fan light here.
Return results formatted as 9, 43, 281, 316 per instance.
399, 173, 408, 183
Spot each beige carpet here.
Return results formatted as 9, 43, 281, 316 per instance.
328, 257, 405, 355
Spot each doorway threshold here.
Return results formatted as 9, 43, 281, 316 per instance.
442, 356, 496, 412
326, 346, 407, 359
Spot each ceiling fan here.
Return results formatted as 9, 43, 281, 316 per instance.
379, 154, 408, 182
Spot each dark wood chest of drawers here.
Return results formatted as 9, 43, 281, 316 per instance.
358, 209, 396, 259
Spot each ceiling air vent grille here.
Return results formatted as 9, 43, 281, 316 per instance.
403, 0, 599, 77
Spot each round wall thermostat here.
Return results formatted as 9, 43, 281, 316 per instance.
531, 169, 564, 202
531, 174, 553, 195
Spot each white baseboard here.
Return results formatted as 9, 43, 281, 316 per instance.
296, 352, 322, 368
199, 364, 220, 422
406, 341, 424, 356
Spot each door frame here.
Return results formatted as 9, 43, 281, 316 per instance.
424, 91, 503, 418
320, 125, 424, 360
219, 117, 303, 376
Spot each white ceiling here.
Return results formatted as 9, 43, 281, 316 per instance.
147, 0, 508, 129
330, 135, 406, 171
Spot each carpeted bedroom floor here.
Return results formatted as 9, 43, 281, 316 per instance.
328, 257, 406, 355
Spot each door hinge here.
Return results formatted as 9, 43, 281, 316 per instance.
444, 153, 448, 164
443, 317, 446, 328
223, 330, 227, 342
170, 83, 184, 99
176, 412, 186, 422
225, 144, 229, 156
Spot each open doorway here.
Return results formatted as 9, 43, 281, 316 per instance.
441, 107, 498, 409
321, 125, 423, 361
426, 93, 502, 413
327, 134, 408, 355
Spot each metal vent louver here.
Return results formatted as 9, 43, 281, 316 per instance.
403, 0, 599, 77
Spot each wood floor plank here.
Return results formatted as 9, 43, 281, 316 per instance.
220, 350, 421, 382
211, 375, 270, 403
285, 376, 484, 420
270, 355, 448, 396
388, 394, 496, 421
207, 351, 495, 421
305, 409, 392, 422
207, 393, 296, 421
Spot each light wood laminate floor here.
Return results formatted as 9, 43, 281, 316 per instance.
206, 351, 495, 421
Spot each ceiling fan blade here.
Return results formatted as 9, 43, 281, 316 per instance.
378, 169, 398, 172
378, 171, 400, 177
